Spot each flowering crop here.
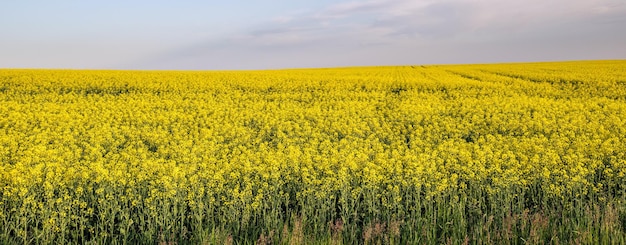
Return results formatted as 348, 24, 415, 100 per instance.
1, 61, 626, 244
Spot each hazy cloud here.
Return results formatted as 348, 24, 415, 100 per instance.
135, 0, 625, 69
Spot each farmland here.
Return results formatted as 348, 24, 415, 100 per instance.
1, 60, 626, 244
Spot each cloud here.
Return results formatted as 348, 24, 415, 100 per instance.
136, 0, 626, 69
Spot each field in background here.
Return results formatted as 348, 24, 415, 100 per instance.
1, 60, 626, 244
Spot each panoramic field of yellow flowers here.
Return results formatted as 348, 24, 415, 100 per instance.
1, 60, 626, 244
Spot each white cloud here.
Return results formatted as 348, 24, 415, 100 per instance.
135, 0, 626, 69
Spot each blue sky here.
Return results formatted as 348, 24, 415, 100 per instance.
1, 0, 625, 70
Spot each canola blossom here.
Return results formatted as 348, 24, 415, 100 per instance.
1, 60, 626, 244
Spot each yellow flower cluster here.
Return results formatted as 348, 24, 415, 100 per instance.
1, 61, 625, 243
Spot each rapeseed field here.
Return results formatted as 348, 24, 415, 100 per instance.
1, 60, 626, 244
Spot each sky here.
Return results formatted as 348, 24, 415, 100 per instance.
1, 0, 625, 70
